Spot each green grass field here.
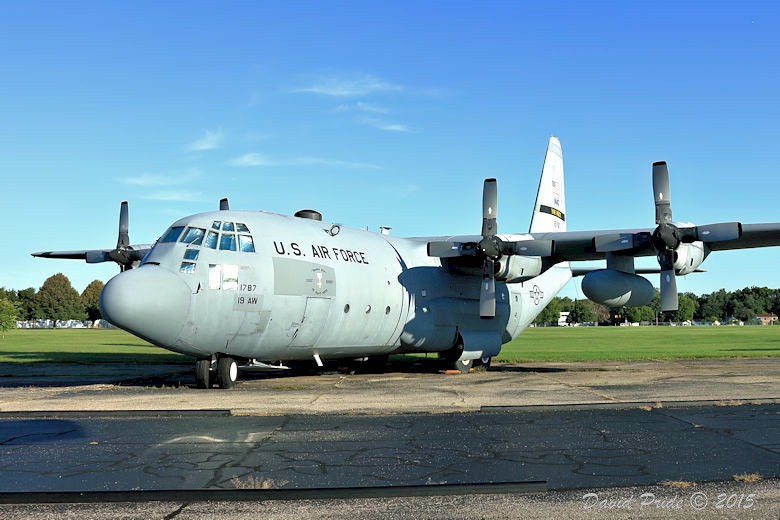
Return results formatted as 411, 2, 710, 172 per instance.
0, 326, 779, 364
0, 329, 188, 364
497, 325, 780, 362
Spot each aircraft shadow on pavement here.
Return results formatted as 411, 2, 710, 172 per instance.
0, 356, 569, 389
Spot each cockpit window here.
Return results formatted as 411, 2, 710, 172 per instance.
238, 235, 255, 252
212, 221, 221, 230
219, 233, 237, 251
161, 226, 185, 243
204, 230, 218, 249
222, 222, 235, 232
180, 227, 205, 245
184, 248, 199, 261
236, 222, 250, 233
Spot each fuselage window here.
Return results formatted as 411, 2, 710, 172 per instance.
181, 227, 205, 246
236, 222, 250, 233
184, 248, 199, 261
238, 235, 255, 253
212, 221, 221, 230
205, 231, 219, 249
161, 226, 185, 243
222, 222, 235, 232
180, 261, 196, 274
219, 233, 237, 251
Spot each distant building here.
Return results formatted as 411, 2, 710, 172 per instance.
558, 311, 570, 327
755, 314, 778, 326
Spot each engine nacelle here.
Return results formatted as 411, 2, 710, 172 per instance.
495, 255, 545, 283
581, 269, 654, 308
673, 242, 708, 275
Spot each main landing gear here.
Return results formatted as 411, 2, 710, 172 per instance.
195, 356, 239, 389
440, 339, 492, 374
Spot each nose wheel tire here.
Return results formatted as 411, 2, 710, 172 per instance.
217, 357, 238, 389
195, 359, 211, 389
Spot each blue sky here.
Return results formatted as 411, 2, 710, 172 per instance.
2, 1, 779, 299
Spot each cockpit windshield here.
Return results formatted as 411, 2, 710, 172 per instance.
144, 221, 255, 270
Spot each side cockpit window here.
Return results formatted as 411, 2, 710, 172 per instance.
161, 226, 185, 243
180, 227, 205, 246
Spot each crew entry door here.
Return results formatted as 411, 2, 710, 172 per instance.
290, 297, 331, 347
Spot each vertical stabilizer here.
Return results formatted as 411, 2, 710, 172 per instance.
529, 136, 566, 233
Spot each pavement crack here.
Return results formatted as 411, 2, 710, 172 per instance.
535, 372, 624, 403
163, 502, 189, 520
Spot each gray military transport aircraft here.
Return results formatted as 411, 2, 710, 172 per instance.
33, 137, 780, 389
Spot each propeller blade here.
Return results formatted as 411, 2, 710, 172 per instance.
220, 197, 230, 211
652, 161, 672, 225
679, 222, 742, 243
505, 239, 554, 257
660, 269, 679, 312
117, 201, 129, 249
480, 258, 496, 319
428, 241, 467, 258
481, 178, 498, 237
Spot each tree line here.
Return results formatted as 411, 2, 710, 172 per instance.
534, 286, 780, 326
0, 274, 104, 333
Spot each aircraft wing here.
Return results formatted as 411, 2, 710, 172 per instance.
533, 222, 780, 263
32, 246, 153, 264
706, 223, 780, 251
33, 249, 111, 263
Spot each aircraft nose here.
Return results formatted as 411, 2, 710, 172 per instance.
100, 266, 191, 347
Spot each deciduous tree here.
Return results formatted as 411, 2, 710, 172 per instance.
81, 280, 104, 321
0, 297, 20, 337
35, 273, 84, 321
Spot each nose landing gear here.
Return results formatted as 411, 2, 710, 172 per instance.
194, 356, 238, 389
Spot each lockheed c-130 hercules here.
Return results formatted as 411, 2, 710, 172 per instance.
33, 137, 780, 389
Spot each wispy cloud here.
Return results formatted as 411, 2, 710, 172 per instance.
333, 101, 389, 114
144, 190, 205, 202
187, 128, 224, 151
121, 171, 199, 186
230, 153, 272, 167
230, 153, 381, 170
293, 73, 403, 97
358, 117, 415, 133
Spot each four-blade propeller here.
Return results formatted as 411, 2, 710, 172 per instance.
650, 162, 741, 311
427, 179, 553, 319
32, 201, 148, 271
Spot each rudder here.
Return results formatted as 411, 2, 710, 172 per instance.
529, 136, 566, 233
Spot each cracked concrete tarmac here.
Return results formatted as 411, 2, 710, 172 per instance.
0, 358, 779, 518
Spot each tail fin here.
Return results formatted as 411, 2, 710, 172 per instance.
529, 136, 566, 233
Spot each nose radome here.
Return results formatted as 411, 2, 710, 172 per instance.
100, 266, 192, 347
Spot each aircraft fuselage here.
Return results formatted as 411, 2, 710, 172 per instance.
99, 210, 571, 364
